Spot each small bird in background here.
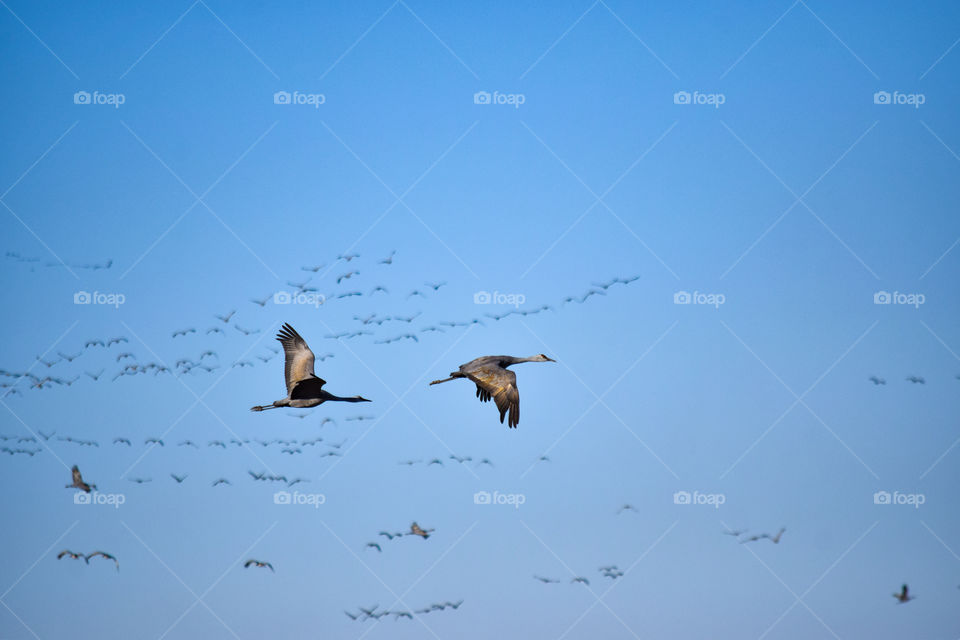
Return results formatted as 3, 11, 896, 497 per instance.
617, 504, 638, 515
533, 575, 560, 584
244, 559, 274, 572
893, 584, 914, 603
57, 550, 84, 561
365, 542, 382, 552
170, 474, 188, 483
66, 465, 96, 493
722, 528, 747, 537
378, 250, 396, 265
408, 522, 434, 539
214, 310, 236, 323
85, 551, 119, 572
571, 576, 590, 586
906, 376, 926, 384
868, 376, 886, 385
768, 527, 786, 544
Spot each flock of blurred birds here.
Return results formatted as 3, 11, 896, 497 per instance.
4, 247, 953, 619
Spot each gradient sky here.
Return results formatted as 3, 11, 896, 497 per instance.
1, 1, 959, 638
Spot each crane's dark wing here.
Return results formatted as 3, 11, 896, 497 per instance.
277, 323, 320, 395
71, 465, 82, 485
290, 376, 326, 400
244, 560, 254, 568
464, 365, 520, 428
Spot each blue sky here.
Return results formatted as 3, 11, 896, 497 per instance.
1, 1, 959, 638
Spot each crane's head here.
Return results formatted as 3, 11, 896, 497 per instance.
533, 354, 556, 362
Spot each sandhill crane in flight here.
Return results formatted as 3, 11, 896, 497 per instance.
244, 559, 274, 572
868, 376, 886, 385
378, 250, 396, 264
170, 474, 187, 483
86, 550, 119, 571
215, 310, 236, 323
893, 584, 913, 603
533, 575, 560, 584
365, 542, 382, 552
571, 576, 590, 585
250, 323, 371, 411
906, 376, 925, 384
429, 354, 555, 428
408, 522, 434, 539
66, 465, 96, 493
57, 550, 84, 561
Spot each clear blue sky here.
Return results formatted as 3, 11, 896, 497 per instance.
1, 1, 959, 638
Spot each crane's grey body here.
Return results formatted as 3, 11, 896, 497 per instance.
429, 354, 555, 428
250, 323, 370, 411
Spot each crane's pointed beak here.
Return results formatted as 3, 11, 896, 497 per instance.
545, 356, 556, 362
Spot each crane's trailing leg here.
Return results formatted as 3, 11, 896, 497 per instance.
250, 401, 285, 412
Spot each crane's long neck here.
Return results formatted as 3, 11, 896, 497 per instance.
324, 392, 370, 403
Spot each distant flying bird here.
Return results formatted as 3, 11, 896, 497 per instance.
906, 376, 925, 384
170, 474, 187, 483
429, 354, 555, 428
215, 310, 236, 323
113, 437, 131, 446
145, 438, 164, 446
128, 477, 151, 484
616, 504, 638, 515
893, 584, 914, 603
365, 542, 382, 552
427, 458, 443, 466
301, 264, 325, 272
172, 328, 195, 338
533, 575, 560, 584
722, 528, 747, 537
250, 323, 371, 411
85, 551, 119, 572
337, 270, 358, 284
178, 440, 198, 448
379, 531, 403, 540
868, 376, 886, 385
250, 295, 271, 307
768, 527, 786, 544
378, 251, 396, 265
106, 337, 127, 346
234, 325, 260, 336
338, 252, 359, 262
212, 478, 231, 487
85, 369, 105, 380
85, 339, 105, 348
424, 281, 446, 291
66, 465, 96, 493
57, 550, 84, 561
244, 559, 274, 572
408, 522, 434, 539
571, 576, 590, 585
